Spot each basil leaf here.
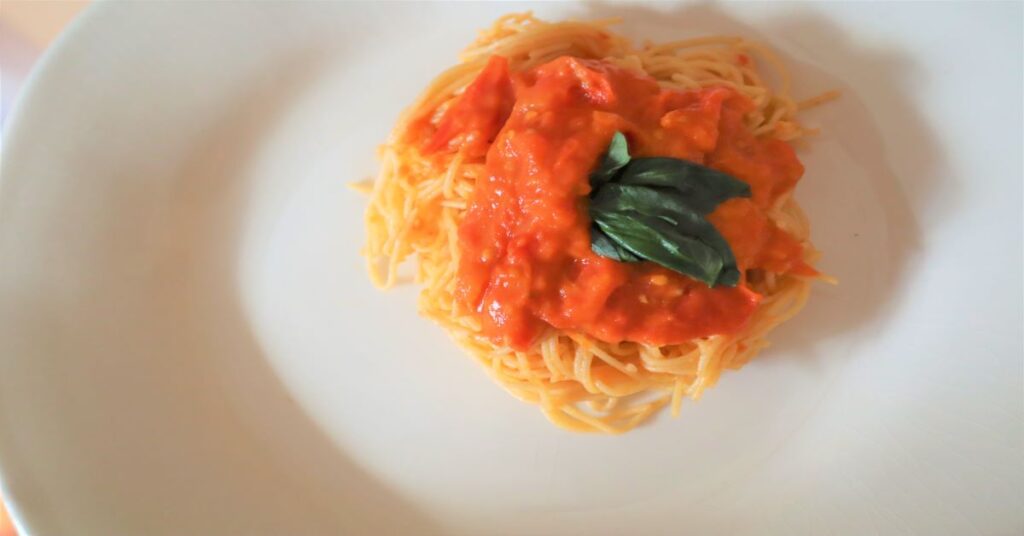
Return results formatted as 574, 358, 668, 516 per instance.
653, 200, 741, 286
586, 131, 752, 287
716, 266, 741, 287
593, 210, 724, 287
591, 183, 691, 225
617, 157, 751, 214
589, 131, 631, 188
590, 226, 640, 262
592, 184, 742, 284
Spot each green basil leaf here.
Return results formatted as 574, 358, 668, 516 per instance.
586, 131, 751, 287
590, 183, 691, 225
590, 226, 640, 262
716, 266, 741, 287
616, 157, 751, 214
593, 210, 724, 287
651, 199, 741, 285
591, 183, 741, 282
589, 131, 631, 188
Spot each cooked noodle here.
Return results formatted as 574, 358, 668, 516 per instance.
363, 13, 829, 433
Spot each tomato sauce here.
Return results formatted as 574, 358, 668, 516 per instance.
426, 55, 810, 350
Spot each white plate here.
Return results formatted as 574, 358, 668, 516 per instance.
1, 2, 1021, 535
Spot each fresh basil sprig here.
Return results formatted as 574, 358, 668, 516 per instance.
587, 131, 750, 287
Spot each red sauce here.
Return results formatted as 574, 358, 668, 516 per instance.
425, 55, 811, 350
424, 56, 515, 158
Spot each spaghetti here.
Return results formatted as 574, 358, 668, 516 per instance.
363, 13, 833, 433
